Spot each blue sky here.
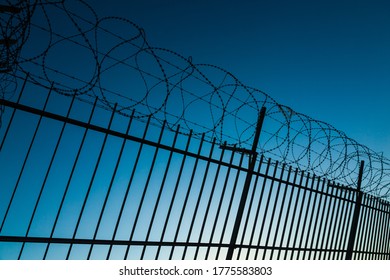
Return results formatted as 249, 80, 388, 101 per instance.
89, 0, 390, 157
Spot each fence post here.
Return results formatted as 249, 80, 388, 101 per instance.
226, 107, 266, 260
346, 160, 365, 260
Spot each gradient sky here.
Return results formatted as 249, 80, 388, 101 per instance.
90, 0, 390, 157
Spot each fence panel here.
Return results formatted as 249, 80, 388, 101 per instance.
0, 86, 389, 260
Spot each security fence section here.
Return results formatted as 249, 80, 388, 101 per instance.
0, 84, 389, 260
1, 1, 390, 261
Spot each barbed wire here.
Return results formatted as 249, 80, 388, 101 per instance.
1, 0, 390, 198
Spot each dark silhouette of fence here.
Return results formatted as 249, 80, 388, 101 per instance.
0, 81, 389, 260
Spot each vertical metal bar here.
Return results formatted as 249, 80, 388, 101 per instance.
277, 167, 299, 260
371, 198, 381, 259
361, 196, 372, 260
298, 173, 316, 260
216, 153, 245, 259
206, 146, 237, 259
194, 145, 226, 260
354, 193, 368, 260
308, 178, 326, 259
106, 116, 152, 260
87, 110, 135, 259
291, 171, 310, 260
318, 181, 334, 260
304, 175, 321, 260
366, 197, 377, 259
246, 157, 271, 260
18, 94, 76, 260
43, 97, 98, 259
376, 202, 383, 259
67, 103, 117, 260
384, 204, 390, 259
366, 198, 376, 259
155, 130, 195, 260
140, 125, 182, 260
262, 163, 286, 260
181, 138, 217, 260
329, 184, 344, 260
312, 179, 329, 259
0, 84, 53, 233
336, 187, 353, 260
163, 133, 205, 260
123, 120, 166, 260
376, 201, 386, 259
0, 73, 28, 151
237, 155, 264, 260
269, 165, 291, 260
325, 187, 340, 260
380, 202, 389, 259
374, 201, 383, 259
363, 197, 374, 259
284, 170, 305, 260
377, 202, 387, 259
255, 161, 279, 260
346, 160, 365, 260
344, 190, 357, 259
226, 107, 266, 260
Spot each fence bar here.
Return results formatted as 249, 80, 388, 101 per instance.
346, 160, 365, 260
156, 129, 191, 260
277, 167, 298, 260
19, 94, 76, 259
0, 85, 53, 233
285, 170, 304, 259
181, 138, 217, 259
256, 161, 279, 260
364, 197, 375, 259
369, 198, 379, 260
373, 198, 382, 259
165, 133, 204, 259
87, 110, 135, 259
140, 125, 181, 260
385, 204, 390, 259
0, 73, 28, 151
329, 184, 344, 260
194, 143, 226, 260
236, 155, 264, 260
124, 120, 166, 260
269, 165, 292, 260
106, 115, 152, 260
217, 152, 245, 259
299, 174, 316, 260
304, 176, 321, 259
67, 103, 118, 260
246, 157, 271, 260
263, 163, 286, 259
311, 178, 327, 259
377, 201, 388, 258
336, 187, 353, 259
226, 107, 266, 260
207, 146, 237, 259
318, 181, 334, 259
355, 194, 369, 259
43, 97, 98, 259
292, 172, 310, 259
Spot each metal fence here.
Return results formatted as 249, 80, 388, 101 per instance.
0, 82, 389, 260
